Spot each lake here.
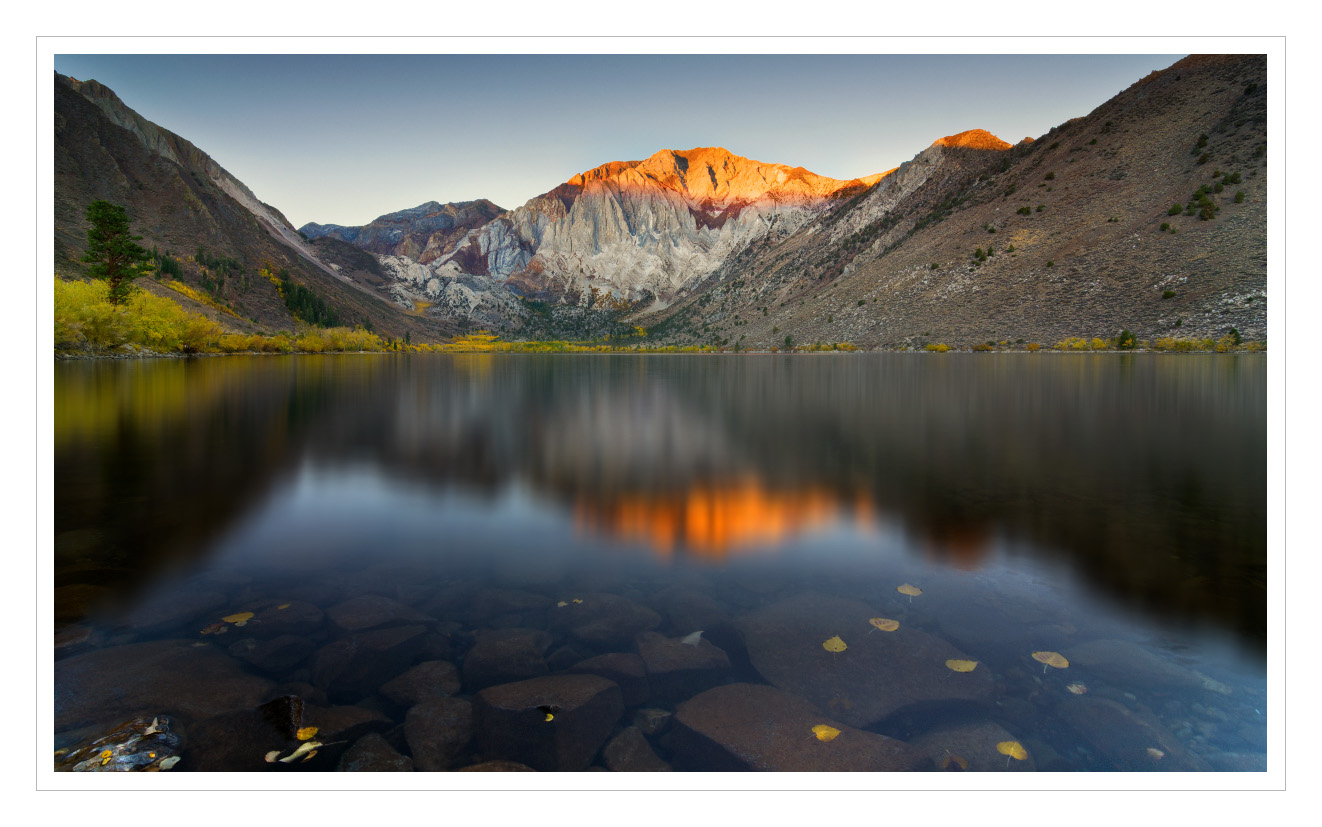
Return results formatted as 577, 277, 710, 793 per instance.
52, 352, 1267, 773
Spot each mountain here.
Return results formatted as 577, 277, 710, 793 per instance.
54, 72, 454, 341
639, 54, 1267, 348
309, 148, 887, 330
300, 199, 505, 264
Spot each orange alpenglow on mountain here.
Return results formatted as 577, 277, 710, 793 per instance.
929, 130, 1014, 151
565, 147, 888, 207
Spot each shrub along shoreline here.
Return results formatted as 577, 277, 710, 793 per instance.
55, 277, 1266, 358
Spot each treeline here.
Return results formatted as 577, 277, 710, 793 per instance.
262, 266, 340, 328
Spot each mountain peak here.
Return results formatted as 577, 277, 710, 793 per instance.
931, 129, 1013, 151
566, 146, 877, 205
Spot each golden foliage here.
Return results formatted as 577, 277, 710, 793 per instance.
1031, 651, 1070, 669
868, 617, 899, 632
996, 741, 1028, 760
811, 725, 841, 742
822, 635, 848, 653
945, 659, 979, 672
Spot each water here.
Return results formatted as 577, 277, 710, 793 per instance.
52, 353, 1267, 772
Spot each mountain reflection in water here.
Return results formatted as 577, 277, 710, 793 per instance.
55, 353, 1265, 649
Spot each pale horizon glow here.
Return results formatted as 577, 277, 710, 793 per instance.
53, 53, 1186, 229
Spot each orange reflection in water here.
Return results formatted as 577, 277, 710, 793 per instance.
574, 478, 874, 560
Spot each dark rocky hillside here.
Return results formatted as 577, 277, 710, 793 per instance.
640, 54, 1267, 349
54, 73, 455, 341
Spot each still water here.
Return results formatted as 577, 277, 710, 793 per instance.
53, 353, 1267, 772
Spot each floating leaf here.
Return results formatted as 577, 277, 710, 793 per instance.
158, 756, 181, 770
681, 631, 704, 646
556, 601, 568, 608
811, 725, 841, 742
264, 750, 281, 763
1066, 682, 1088, 695
868, 617, 899, 632
571, 598, 584, 604
942, 754, 969, 771
945, 659, 979, 672
822, 635, 848, 653
1032, 651, 1070, 670
234, 620, 248, 627
276, 603, 291, 610
897, 584, 923, 597
221, 612, 254, 624
200, 622, 227, 636
1146, 747, 1165, 760
295, 726, 318, 741
996, 741, 1028, 761
279, 741, 321, 763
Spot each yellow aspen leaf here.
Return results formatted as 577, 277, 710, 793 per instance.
945, 659, 979, 672
868, 617, 899, 632
221, 612, 254, 624
264, 750, 281, 763
942, 754, 969, 771
1066, 682, 1088, 695
811, 725, 841, 742
295, 726, 318, 741
571, 598, 584, 604
300, 750, 318, 763
1032, 651, 1069, 669
822, 635, 848, 653
996, 741, 1028, 760
279, 742, 321, 763
100, 749, 113, 766
277, 604, 291, 610
556, 601, 568, 608
897, 584, 923, 597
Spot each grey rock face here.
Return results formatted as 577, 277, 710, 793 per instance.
474, 674, 624, 771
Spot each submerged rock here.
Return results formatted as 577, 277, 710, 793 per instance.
548, 592, 661, 648
326, 595, 429, 632
668, 683, 932, 771
1057, 695, 1213, 771
311, 624, 428, 699
634, 631, 731, 705
474, 674, 624, 771
1065, 639, 1205, 692
55, 715, 182, 772
910, 720, 1037, 772
338, 732, 414, 771
602, 726, 671, 771
55, 639, 274, 732
463, 628, 553, 691
405, 698, 474, 771
380, 660, 462, 707
736, 593, 994, 727
568, 653, 650, 706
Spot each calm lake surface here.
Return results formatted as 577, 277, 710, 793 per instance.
53, 353, 1267, 773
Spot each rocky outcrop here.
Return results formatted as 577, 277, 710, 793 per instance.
300, 200, 505, 265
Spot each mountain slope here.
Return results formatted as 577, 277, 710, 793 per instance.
640, 54, 1267, 349
300, 199, 506, 264
54, 72, 455, 341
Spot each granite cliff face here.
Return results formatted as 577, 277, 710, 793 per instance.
315, 148, 887, 323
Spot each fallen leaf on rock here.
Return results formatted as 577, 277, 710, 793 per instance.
811, 725, 841, 742
942, 754, 969, 771
945, 659, 979, 672
681, 631, 704, 646
264, 751, 280, 763
158, 756, 180, 770
537, 704, 560, 722
822, 635, 848, 653
295, 726, 318, 741
221, 612, 254, 624
996, 741, 1028, 761
868, 617, 899, 632
100, 749, 112, 766
279, 742, 321, 763
1032, 651, 1069, 670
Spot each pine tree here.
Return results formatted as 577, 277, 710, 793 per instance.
82, 201, 152, 306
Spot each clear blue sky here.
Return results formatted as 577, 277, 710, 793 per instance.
53, 53, 1185, 229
